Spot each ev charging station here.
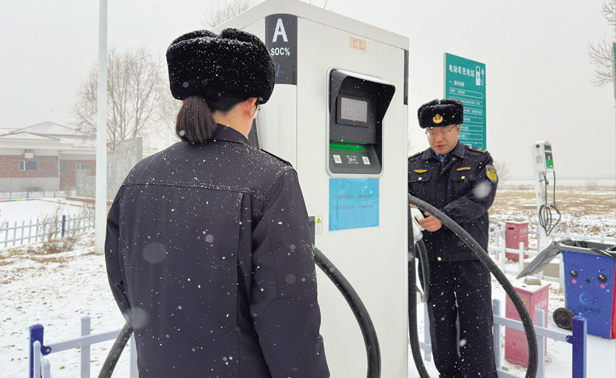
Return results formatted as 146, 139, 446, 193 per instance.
531, 141, 561, 250
219, 1, 410, 376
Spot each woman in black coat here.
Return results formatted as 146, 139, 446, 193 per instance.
105, 29, 329, 378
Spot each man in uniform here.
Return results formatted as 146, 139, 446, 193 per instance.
408, 98, 498, 378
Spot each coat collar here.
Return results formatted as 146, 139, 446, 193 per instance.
421, 141, 466, 160
211, 124, 250, 145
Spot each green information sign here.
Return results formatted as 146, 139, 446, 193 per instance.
444, 53, 486, 149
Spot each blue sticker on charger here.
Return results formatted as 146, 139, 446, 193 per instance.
329, 178, 379, 231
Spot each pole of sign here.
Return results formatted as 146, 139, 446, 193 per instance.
95, 0, 108, 255
612, 43, 616, 100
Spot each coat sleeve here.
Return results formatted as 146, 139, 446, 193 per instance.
250, 169, 330, 378
441, 152, 498, 225
105, 195, 131, 318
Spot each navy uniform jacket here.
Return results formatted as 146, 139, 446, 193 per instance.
105, 125, 329, 378
408, 142, 498, 262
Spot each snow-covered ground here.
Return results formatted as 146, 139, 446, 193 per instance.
1, 197, 615, 378
0, 199, 90, 247
0, 199, 87, 224
1, 239, 130, 378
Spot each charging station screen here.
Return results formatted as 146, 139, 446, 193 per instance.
339, 96, 368, 124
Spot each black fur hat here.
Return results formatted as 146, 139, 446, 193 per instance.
417, 98, 464, 128
166, 28, 275, 104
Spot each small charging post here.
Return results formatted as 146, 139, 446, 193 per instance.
531, 141, 560, 251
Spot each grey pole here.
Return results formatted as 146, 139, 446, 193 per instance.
95, 0, 108, 255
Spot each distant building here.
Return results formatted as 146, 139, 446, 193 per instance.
0, 122, 96, 192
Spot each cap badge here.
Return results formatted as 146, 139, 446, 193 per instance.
433, 114, 443, 124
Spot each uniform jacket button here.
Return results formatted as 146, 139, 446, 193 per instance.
437, 257, 442, 261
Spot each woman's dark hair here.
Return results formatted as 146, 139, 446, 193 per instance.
176, 93, 249, 144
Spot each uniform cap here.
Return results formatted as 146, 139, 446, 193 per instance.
417, 98, 464, 128
166, 28, 275, 104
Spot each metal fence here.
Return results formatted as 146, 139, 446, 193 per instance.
551, 229, 616, 244
416, 299, 588, 378
29, 316, 138, 378
32, 303, 587, 378
0, 191, 74, 200
1, 213, 94, 249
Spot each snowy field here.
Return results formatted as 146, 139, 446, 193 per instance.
0, 199, 87, 224
0, 199, 90, 247
1, 195, 615, 378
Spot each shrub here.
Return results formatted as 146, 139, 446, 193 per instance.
35, 205, 90, 254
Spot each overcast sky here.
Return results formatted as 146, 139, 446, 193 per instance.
1, 0, 615, 180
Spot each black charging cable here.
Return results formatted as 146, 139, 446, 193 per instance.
408, 200, 431, 378
415, 239, 430, 303
97, 323, 133, 378
538, 171, 561, 236
407, 194, 538, 378
313, 246, 381, 378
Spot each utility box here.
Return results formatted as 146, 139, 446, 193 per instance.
506, 221, 529, 261
218, 1, 409, 376
505, 282, 550, 367
561, 240, 616, 339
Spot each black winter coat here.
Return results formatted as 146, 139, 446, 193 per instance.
408, 142, 498, 262
105, 125, 329, 378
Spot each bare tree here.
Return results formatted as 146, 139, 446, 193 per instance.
0, 210, 7, 235
602, 0, 616, 31
493, 160, 510, 181
588, 0, 616, 88
71, 47, 167, 149
155, 89, 183, 144
202, 0, 256, 28
202, 0, 331, 28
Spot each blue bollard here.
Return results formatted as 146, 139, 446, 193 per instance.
29, 324, 44, 378
61, 215, 66, 237
571, 316, 587, 378
29, 324, 52, 378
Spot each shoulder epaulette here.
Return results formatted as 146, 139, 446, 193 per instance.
468, 146, 488, 154
408, 151, 422, 159
262, 149, 293, 167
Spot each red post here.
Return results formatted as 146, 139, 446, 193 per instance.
506, 221, 529, 261
505, 283, 550, 367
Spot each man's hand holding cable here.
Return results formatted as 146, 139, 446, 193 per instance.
418, 213, 442, 232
